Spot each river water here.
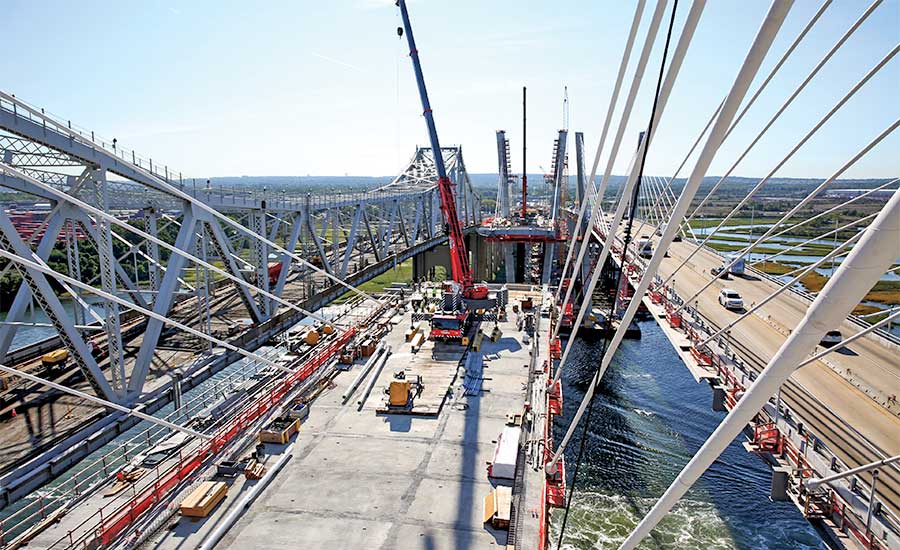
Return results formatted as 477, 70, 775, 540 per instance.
550, 319, 827, 549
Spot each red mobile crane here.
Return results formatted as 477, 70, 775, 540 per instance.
397, 0, 488, 306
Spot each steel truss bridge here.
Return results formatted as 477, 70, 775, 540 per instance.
0, 91, 481, 406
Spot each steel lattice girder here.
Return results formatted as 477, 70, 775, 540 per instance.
0, 97, 481, 400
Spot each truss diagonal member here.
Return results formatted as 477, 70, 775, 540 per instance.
0, 246, 305, 379
204, 216, 264, 323
550, 0, 795, 470
557, 0, 647, 300
129, 205, 199, 395
341, 208, 363, 279
71, 214, 151, 312
0, 162, 332, 330
0, 210, 116, 400
0, 208, 67, 362
0, 91, 383, 308
361, 207, 381, 263
307, 209, 335, 277
618, 189, 900, 550
275, 212, 305, 295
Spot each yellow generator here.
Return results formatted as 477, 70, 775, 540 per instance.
388, 380, 412, 407
386, 372, 423, 409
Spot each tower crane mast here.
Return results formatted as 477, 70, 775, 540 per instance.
397, 0, 488, 300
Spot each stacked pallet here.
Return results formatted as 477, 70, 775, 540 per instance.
244, 460, 267, 480
180, 481, 228, 518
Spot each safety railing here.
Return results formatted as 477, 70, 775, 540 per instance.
649, 282, 900, 547
0, 345, 287, 545
0, 94, 439, 215
44, 328, 354, 549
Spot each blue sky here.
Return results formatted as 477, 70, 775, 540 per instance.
3, 1, 898, 179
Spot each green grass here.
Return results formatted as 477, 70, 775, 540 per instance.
757, 261, 828, 292
688, 217, 781, 230
760, 262, 899, 306
333, 260, 420, 304
866, 280, 900, 306
707, 241, 838, 258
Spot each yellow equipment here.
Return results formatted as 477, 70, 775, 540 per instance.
388, 380, 412, 407
42, 349, 68, 369
304, 330, 320, 346
385, 372, 423, 409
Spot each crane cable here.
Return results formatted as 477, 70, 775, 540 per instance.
555, 1, 679, 547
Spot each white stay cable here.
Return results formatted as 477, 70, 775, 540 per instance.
0, 248, 300, 376
557, 0, 647, 300
0, 162, 335, 327
0, 363, 209, 440
754, 212, 876, 266
555, 0, 672, 325
671, 115, 900, 316
698, 228, 864, 347
554, 0, 706, 349
618, 188, 899, 550
748, 177, 900, 258
688, 0, 884, 220
639, 0, 831, 240
723, 0, 834, 142
665, 48, 900, 303
549, 0, 795, 469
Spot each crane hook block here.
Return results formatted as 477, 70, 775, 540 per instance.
397, 27, 403, 37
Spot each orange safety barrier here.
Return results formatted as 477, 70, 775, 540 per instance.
753, 422, 783, 454
830, 492, 883, 550
94, 329, 356, 546
546, 455, 567, 508
548, 380, 562, 416
549, 338, 561, 359
666, 309, 682, 328
690, 346, 713, 367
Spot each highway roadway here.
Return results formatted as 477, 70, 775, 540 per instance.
641, 233, 900, 511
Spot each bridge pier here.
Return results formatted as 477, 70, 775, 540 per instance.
412, 244, 451, 282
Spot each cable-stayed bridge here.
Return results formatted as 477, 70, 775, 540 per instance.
0, 0, 897, 549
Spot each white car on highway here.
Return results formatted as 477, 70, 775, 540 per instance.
718, 289, 744, 310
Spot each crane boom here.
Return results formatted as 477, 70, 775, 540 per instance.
397, 0, 486, 299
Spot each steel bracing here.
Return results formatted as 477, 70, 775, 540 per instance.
0, 93, 480, 404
